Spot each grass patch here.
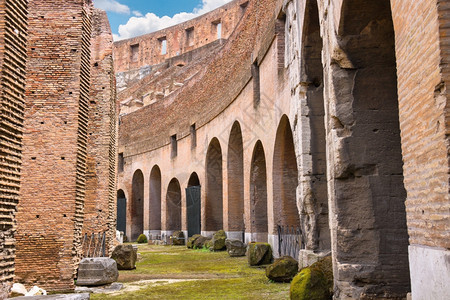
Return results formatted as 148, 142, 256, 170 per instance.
91, 244, 289, 299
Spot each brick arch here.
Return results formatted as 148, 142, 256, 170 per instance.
226, 121, 244, 238
149, 165, 162, 233
116, 189, 127, 234
131, 169, 144, 241
165, 178, 181, 231
330, 0, 410, 297
249, 140, 268, 242
272, 115, 300, 232
205, 137, 223, 232
299, 0, 330, 252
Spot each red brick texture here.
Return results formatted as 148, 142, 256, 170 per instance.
0, 0, 28, 297
83, 8, 117, 256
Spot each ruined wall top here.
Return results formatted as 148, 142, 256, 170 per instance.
113, 0, 250, 73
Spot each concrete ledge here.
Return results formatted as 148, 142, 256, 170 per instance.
409, 245, 450, 300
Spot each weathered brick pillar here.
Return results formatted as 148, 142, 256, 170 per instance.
15, 0, 93, 291
0, 0, 28, 298
83, 8, 118, 256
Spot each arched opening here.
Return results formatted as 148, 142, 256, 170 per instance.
273, 116, 300, 230
149, 165, 162, 237
300, 0, 330, 252
186, 172, 201, 237
205, 138, 223, 232
116, 189, 127, 233
166, 178, 181, 231
330, 0, 410, 297
249, 141, 268, 242
131, 169, 144, 241
227, 121, 244, 239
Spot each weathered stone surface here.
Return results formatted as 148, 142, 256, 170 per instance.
111, 244, 137, 270
225, 239, 246, 257
187, 234, 201, 248
172, 231, 185, 246
76, 258, 118, 286
11, 283, 28, 295
209, 230, 227, 251
290, 256, 333, 300
247, 242, 273, 266
266, 256, 298, 282
193, 236, 209, 249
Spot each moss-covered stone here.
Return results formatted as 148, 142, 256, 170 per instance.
187, 234, 201, 248
136, 234, 148, 244
290, 256, 333, 300
193, 235, 208, 249
247, 242, 273, 266
266, 256, 298, 282
210, 230, 227, 251
204, 238, 213, 249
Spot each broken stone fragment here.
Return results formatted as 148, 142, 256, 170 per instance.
209, 230, 227, 251
247, 242, 273, 266
225, 239, 246, 257
111, 244, 137, 270
172, 231, 185, 245
265, 256, 298, 283
187, 234, 202, 248
76, 257, 119, 287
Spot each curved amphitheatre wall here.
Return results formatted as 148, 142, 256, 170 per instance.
116, 0, 450, 299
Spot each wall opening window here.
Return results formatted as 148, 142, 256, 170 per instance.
186, 27, 194, 46
159, 37, 167, 55
171, 134, 177, 158
130, 44, 139, 62
212, 20, 222, 39
190, 124, 197, 149
118, 153, 124, 172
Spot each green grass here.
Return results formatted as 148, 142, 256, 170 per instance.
91, 244, 290, 299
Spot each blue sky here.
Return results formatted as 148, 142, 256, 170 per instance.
93, 0, 232, 40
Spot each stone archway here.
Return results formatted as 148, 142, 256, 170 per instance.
131, 169, 144, 241
273, 116, 300, 230
116, 189, 127, 234
204, 138, 223, 234
227, 121, 244, 240
166, 178, 181, 232
186, 172, 201, 237
149, 165, 162, 238
249, 140, 268, 243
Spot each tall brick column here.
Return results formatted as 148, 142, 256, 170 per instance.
15, 0, 93, 291
0, 0, 28, 298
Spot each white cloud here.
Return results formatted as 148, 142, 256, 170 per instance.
94, 0, 130, 15
132, 10, 143, 17
114, 0, 233, 41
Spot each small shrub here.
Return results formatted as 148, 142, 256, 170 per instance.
136, 234, 148, 244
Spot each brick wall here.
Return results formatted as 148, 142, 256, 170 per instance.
391, 0, 449, 252
113, 0, 249, 73
83, 8, 117, 255
15, 0, 93, 291
0, 0, 28, 297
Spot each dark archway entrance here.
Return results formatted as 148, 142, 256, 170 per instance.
166, 178, 182, 232
249, 141, 268, 242
205, 138, 223, 232
227, 121, 244, 240
186, 172, 201, 237
149, 165, 162, 238
131, 169, 144, 241
116, 189, 127, 233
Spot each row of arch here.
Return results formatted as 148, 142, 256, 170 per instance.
119, 115, 302, 242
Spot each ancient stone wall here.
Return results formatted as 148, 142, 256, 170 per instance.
83, 8, 117, 256
15, 0, 93, 291
113, 0, 249, 74
0, 0, 28, 297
